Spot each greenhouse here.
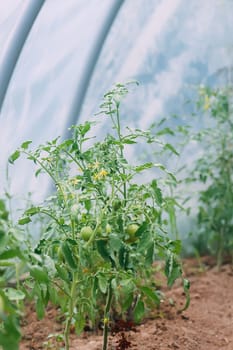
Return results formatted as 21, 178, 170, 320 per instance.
0, 1, 233, 349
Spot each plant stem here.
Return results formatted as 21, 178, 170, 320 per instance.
116, 105, 127, 205
217, 227, 224, 271
102, 284, 113, 350
64, 271, 78, 350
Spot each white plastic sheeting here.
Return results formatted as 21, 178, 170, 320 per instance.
0, 0, 119, 203
1, 0, 233, 209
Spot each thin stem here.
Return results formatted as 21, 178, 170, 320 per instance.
39, 209, 67, 235
23, 150, 67, 203
52, 280, 70, 298
71, 218, 75, 240
63, 149, 85, 172
102, 283, 113, 350
217, 227, 224, 271
116, 105, 127, 205
64, 271, 78, 350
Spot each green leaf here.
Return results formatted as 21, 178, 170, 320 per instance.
21, 140, 32, 150
0, 260, 15, 267
133, 299, 145, 323
140, 286, 160, 305
36, 297, 45, 320
55, 264, 69, 282
18, 216, 31, 225
84, 199, 91, 211
135, 222, 148, 238
25, 207, 40, 216
98, 275, 108, 294
8, 150, 20, 164
135, 162, 154, 173
61, 241, 77, 270
156, 127, 175, 136
0, 231, 8, 253
154, 163, 165, 171
4, 288, 25, 301
118, 245, 129, 269
48, 285, 58, 304
164, 143, 179, 156
166, 171, 177, 182
0, 248, 24, 260
122, 292, 134, 312
96, 240, 111, 262
43, 255, 56, 278
164, 254, 182, 287
75, 314, 86, 335
35, 168, 43, 177
0, 315, 21, 350
137, 231, 152, 252
122, 138, 137, 144
167, 240, 182, 255
151, 180, 163, 205
80, 121, 91, 136
179, 278, 190, 312
30, 265, 49, 283
109, 235, 122, 251
145, 243, 154, 265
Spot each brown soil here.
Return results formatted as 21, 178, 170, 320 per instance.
20, 258, 233, 350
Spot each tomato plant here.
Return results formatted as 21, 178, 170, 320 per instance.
0, 198, 28, 350
9, 83, 188, 350
186, 86, 233, 268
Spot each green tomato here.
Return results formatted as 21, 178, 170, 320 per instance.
126, 224, 139, 241
80, 226, 93, 241
96, 224, 111, 237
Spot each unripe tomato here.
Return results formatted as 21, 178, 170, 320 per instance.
126, 224, 139, 242
80, 226, 93, 241
126, 224, 139, 236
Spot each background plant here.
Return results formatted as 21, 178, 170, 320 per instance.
186, 86, 233, 267
0, 198, 28, 350
9, 83, 188, 350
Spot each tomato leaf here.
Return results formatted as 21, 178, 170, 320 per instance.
18, 216, 31, 225
8, 150, 20, 164
30, 265, 49, 283
133, 299, 145, 323
36, 297, 45, 320
61, 241, 77, 270
140, 286, 160, 305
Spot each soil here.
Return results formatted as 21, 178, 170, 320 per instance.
20, 257, 233, 350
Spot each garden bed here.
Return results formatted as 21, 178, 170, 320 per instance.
20, 258, 233, 350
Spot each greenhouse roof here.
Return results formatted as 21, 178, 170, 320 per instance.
1, 0, 233, 203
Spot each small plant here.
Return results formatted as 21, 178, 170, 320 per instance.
43, 333, 65, 349
187, 86, 233, 268
9, 83, 188, 349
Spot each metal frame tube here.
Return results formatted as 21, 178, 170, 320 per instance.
0, 0, 45, 112
62, 0, 124, 139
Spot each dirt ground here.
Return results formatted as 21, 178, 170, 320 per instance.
20, 258, 233, 350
